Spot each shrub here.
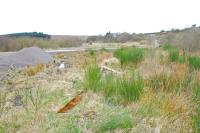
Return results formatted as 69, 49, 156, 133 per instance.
84, 65, 101, 91
188, 56, 200, 70
114, 47, 144, 66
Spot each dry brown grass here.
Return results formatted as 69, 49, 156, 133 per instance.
138, 57, 171, 79
160, 93, 193, 133
23, 64, 45, 76
170, 63, 189, 83
96, 52, 113, 63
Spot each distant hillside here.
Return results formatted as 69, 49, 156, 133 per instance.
51, 35, 88, 41
1, 26, 200, 52
145, 26, 200, 51
0, 34, 87, 52
86, 26, 200, 51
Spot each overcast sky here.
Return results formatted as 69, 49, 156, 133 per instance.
0, 0, 199, 35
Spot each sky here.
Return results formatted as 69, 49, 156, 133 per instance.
0, 0, 200, 35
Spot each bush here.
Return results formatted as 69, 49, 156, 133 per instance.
189, 56, 200, 70
84, 65, 101, 91
114, 47, 144, 66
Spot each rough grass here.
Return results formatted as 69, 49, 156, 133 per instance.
96, 111, 134, 132
147, 73, 184, 93
161, 44, 178, 51
169, 49, 180, 62
22, 64, 45, 76
114, 47, 144, 66
84, 65, 101, 91
161, 44, 188, 63
102, 74, 144, 103
0, 50, 199, 132
192, 81, 200, 133
147, 63, 189, 93
84, 69, 144, 103
189, 56, 200, 70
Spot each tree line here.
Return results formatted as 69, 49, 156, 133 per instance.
6, 32, 51, 39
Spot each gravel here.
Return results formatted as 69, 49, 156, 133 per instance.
0, 47, 53, 76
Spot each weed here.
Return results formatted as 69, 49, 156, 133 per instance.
188, 56, 200, 70
114, 47, 144, 66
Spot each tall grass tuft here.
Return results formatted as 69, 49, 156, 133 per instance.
178, 54, 188, 64
169, 49, 179, 62
84, 68, 144, 103
114, 47, 144, 66
188, 56, 200, 70
84, 65, 102, 91
94, 73, 144, 103
161, 44, 186, 63
23, 64, 44, 76
102, 75, 144, 103
117, 77, 144, 102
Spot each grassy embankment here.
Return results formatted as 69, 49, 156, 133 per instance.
0, 45, 200, 132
